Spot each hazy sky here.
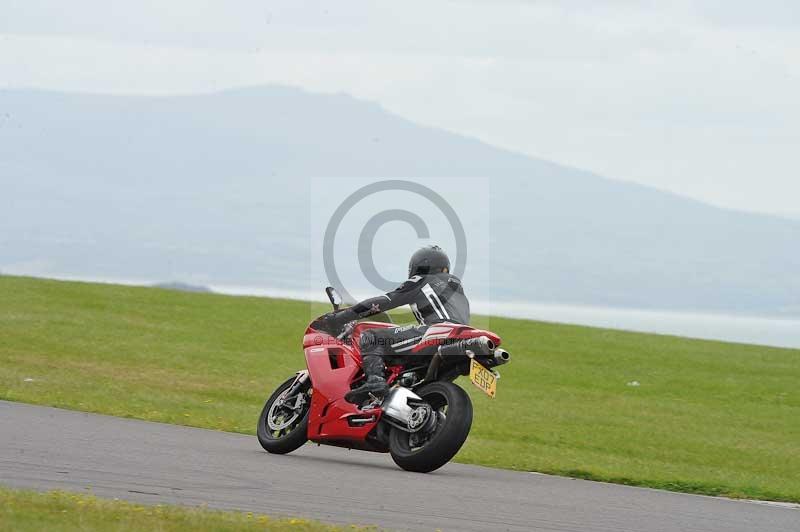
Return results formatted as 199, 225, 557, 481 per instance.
2, 1, 798, 216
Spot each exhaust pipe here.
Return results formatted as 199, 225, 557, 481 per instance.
423, 336, 496, 382
438, 335, 495, 358
493, 348, 511, 366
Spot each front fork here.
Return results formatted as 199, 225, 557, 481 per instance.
280, 370, 310, 402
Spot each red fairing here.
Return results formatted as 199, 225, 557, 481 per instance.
301, 320, 502, 449
304, 344, 378, 441
303, 322, 393, 444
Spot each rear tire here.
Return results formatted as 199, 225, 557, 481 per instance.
389, 381, 473, 473
257, 376, 310, 455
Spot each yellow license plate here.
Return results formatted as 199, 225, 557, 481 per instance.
469, 359, 497, 398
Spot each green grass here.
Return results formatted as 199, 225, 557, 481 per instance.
1, 275, 799, 502
0, 487, 372, 531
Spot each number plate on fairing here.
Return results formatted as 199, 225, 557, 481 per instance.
469, 359, 497, 398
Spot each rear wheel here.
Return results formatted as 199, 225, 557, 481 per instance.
257, 375, 311, 454
388, 381, 473, 473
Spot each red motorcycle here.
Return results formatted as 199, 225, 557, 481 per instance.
257, 287, 510, 472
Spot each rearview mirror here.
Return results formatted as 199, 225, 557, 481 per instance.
325, 286, 342, 311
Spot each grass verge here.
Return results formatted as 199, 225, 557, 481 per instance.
0, 487, 371, 531
1, 275, 799, 502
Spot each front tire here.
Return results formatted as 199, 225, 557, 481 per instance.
389, 381, 473, 473
257, 376, 310, 454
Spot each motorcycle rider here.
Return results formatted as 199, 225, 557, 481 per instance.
323, 245, 470, 404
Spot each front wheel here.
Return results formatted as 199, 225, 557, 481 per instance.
389, 381, 473, 473
257, 375, 311, 454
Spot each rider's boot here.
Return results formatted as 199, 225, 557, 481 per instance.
345, 354, 389, 404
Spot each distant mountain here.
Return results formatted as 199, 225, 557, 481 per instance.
1, 87, 798, 315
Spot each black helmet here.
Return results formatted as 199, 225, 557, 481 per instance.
408, 245, 450, 277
